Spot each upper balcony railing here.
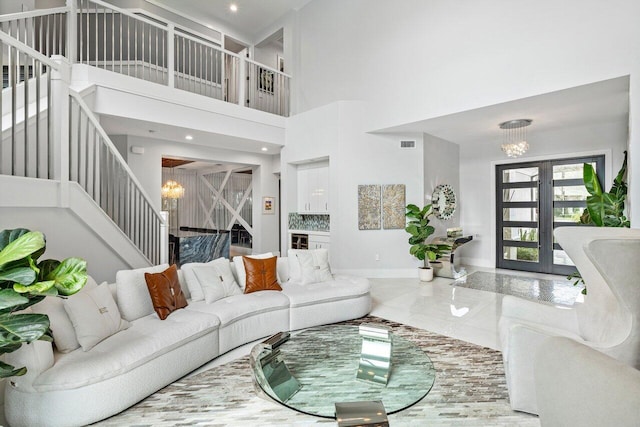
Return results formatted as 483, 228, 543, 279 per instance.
1, 0, 290, 116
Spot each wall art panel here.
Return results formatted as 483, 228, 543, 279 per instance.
358, 185, 381, 230
382, 184, 406, 229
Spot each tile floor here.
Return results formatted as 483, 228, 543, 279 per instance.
369, 266, 580, 351
193, 265, 579, 376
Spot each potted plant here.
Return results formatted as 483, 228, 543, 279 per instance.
405, 204, 451, 282
0, 228, 87, 377
568, 152, 629, 294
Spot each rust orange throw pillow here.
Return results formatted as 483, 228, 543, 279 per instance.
144, 264, 188, 320
242, 256, 282, 294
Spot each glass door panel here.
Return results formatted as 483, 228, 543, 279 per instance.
502, 227, 538, 241
502, 208, 539, 222
553, 207, 585, 223
503, 187, 538, 202
503, 246, 539, 263
552, 162, 599, 180
553, 186, 589, 201
502, 167, 539, 183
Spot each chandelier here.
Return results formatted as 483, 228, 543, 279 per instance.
161, 180, 185, 199
500, 119, 532, 158
161, 167, 185, 199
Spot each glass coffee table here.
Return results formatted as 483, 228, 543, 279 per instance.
250, 324, 436, 418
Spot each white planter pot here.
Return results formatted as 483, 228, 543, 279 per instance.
418, 267, 434, 282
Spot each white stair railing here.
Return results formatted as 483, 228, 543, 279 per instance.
0, 7, 69, 58
0, 30, 165, 265
69, 92, 165, 264
0, 30, 55, 179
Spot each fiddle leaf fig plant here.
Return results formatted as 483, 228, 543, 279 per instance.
405, 204, 451, 268
0, 228, 87, 378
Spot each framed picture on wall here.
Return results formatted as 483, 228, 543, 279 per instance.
258, 67, 274, 93
263, 196, 275, 214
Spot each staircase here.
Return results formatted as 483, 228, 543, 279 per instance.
0, 1, 289, 279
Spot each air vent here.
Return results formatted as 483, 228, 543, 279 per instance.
400, 140, 416, 149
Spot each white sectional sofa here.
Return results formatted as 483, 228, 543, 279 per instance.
4, 255, 371, 427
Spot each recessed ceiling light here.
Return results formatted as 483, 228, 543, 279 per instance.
261, 147, 268, 152
229, 4, 238, 12
185, 135, 193, 140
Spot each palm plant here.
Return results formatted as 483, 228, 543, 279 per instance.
580, 151, 629, 227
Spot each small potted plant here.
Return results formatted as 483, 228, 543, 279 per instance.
405, 204, 451, 282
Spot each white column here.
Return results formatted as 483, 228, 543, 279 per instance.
66, 0, 77, 63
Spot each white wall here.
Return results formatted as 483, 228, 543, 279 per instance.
254, 41, 282, 71
293, 0, 640, 128
423, 133, 460, 238
0, 207, 130, 282
630, 64, 640, 225
120, 135, 281, 253
459, 120, 627, 267
283, 0, 640, 270
282, 101, 426, 276
0, 0, 34, 13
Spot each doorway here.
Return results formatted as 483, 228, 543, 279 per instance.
496, 155, 605, 275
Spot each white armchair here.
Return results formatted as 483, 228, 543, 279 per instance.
534, 336, 640, 426
499, 226, 640, 414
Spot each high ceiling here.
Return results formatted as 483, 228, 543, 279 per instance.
375, 76, 630, 147
111, 2, 628, 155
147, 0, 311, 40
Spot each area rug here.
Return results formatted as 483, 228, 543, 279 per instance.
94, 316, 539, 426
453, 271, 583, 306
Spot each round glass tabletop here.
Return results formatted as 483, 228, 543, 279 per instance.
250, 324, 436, 418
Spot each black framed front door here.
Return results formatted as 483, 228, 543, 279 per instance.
496, 155, 605, 275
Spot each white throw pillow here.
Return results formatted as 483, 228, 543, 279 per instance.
181, 262, 207, 302
31, 276, 99, 353
211, 257, 240, 290
192, 264, 241, 304
296, 249, 333, 285
116, 264, 168, 321
287, 249, 306, 283
63, 284, 130, 351
182, 258, 235, 301
233, 252, 274, 291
